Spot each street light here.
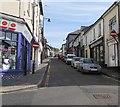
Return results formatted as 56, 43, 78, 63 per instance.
42, 17, 51, 60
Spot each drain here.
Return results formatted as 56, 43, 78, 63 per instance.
93, 94, 111, 99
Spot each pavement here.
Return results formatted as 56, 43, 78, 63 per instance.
101, 67, 120, 81
0, 58, 49, 93
0, 57, 119, 93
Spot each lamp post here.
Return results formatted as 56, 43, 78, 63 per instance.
42, 17, 51, 61
110, 30, 120, 72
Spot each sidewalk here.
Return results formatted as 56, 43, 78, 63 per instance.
101, 67, 120, 80
0, 58, 49, 93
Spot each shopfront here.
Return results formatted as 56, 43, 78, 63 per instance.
0, 13, 33, 74
89, 37, 104, 66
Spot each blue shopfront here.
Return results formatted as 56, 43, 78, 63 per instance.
0, 13, 33, 74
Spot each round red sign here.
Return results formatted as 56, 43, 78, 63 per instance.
33, 42, 39, 49
11, 23, 16, 27
2, 21, 7, 25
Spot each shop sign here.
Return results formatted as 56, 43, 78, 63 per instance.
0, 19, 16, 30
0, 19, 33, 43
90, 39, 103, 48
0, 20, 9, 29
33, 42, 39, 49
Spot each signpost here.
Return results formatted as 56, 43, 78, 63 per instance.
110, 30, 120, 72
32, 41, 39, 74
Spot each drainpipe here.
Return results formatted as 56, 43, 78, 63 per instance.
32, 0, 35, 74
102, 17, 106, 67
117, 1, 120, 72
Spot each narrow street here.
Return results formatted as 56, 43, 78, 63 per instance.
48, 58, 118, 87
2, 58, 118, 105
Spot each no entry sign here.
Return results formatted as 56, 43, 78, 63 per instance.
33, 42, 39, 49
110, 30, 117, 38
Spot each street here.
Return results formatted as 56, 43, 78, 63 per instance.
2, 58, 119, 105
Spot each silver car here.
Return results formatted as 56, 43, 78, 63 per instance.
71, 57, 81, 68
65, 54, 76, 64
77, 58, 101, 74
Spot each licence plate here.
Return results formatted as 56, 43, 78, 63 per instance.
91, 69, 97, 71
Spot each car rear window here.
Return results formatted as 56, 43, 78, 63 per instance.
83, 59, 93, 63
75, 58, 80, 61
68, 56, 75, 58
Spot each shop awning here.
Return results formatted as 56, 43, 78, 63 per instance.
0, 12, 33, 43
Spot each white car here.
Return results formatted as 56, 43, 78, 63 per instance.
71, 57, 81, 68
77, 58, 101, 74
65, 54, 76, 64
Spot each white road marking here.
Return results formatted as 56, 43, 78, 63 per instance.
103, 75, 120, 83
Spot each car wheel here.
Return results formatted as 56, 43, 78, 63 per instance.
81, 67, 84, 74
77, 67, 79, 72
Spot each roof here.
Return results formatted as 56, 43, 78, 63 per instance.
66, 26, 88, 40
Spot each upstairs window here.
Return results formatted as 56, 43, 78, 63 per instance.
109, 16, 116, 32
93, 28, 95, 41
98, 23, 101, 37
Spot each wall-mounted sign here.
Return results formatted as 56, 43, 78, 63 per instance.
0, 20, 9, 29
0, 19, 33, 43
0, 19, 16, 30
33, 42, 39, 49
8, 21, 17, 30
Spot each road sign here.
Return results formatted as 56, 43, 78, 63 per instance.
110, 30, 117, 38
33, 42, 39, 49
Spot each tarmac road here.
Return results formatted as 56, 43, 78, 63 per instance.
2, 58, 119, 105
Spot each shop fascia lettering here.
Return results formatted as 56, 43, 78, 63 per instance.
0, 18, 32, 43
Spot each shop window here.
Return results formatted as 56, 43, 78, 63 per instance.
6, 32, 12, 40
12, 33, 17, 41
0, 40, 17, 70
0, 30, 5, 39
100, 45, 104, 62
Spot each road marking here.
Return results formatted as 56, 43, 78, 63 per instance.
103, 75, 120, 83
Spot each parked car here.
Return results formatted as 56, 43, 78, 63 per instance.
65, 54, 76, 64
77, 58, 101, 74
71, 57, 81, 68
63, 55, 67, 62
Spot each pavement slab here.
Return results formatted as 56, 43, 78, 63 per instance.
0, 59, 49, 93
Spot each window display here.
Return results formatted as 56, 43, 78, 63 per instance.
0, 31, 17, 70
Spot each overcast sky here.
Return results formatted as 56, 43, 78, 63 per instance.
42, 0, 116, 48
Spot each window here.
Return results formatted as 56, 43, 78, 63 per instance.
98, 23, 101, 37
85, 36, 87, 46
109, 16, 116, 32
0, 40, 17, 70
12, 33, 17, 41
6, 32, 12, 40
93, 28, 95, 41
0, 31, 5, 39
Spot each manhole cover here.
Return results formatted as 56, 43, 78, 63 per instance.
93, 94, 111, 99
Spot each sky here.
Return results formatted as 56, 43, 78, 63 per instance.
42, 0, 116, 49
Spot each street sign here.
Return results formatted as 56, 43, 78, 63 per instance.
110, 30, 117, 38
33, 42, 39, 49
